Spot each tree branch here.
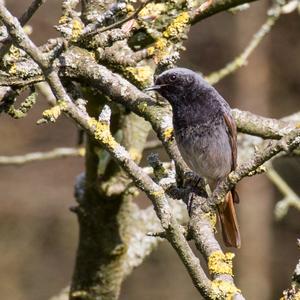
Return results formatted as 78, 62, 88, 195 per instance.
205, 4, 281, 85
267, 166, 300, 220
0, 0, 47, 59
232, 109, 299, 139
190, 0, 258, 25
207, 128, 300, 210
0, 147, 84, 165
280, 240, 300, 300
84, 0, 153, 36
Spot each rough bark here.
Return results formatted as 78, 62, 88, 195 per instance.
0, 1, 299, 300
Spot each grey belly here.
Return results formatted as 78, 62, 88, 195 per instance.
175, 125, 232, 184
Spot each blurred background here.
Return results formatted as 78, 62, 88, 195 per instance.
0, 1, 299, 299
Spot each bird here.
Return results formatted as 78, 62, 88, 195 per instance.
145, 67, 241, 248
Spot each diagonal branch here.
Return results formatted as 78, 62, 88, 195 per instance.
267, 166, 300, 220
205, 5, 281, 85
0, 0, 47, 59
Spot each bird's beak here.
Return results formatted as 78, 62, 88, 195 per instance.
143, 84, 168, 92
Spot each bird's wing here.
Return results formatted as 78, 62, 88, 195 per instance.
223, 111, 237, 171
223, 111, 239, 204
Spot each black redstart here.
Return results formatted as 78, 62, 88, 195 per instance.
145, 67, 241, 248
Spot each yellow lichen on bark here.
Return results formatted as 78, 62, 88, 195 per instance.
138, 3, 166, 18
87, 118, 118, 149
204, 212, 217, 230
137, 101, 148, 112
146, 11, 189, 62
71, 19, 84, 41
126, 4, 134, 13
146, 37, 169, 61
208, 251, 235, 276
228, 172, 239, 182
6, 45, 21, 75
42, 101, 67, 122
150, 190, 165, 198
163, 127, 174, 141
211, 280, 241, 300
58, 15, 68, 24
125, 65, 154, 87
163, 12, 190, 38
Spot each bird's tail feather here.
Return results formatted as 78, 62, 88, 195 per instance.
218, 190, 241, 248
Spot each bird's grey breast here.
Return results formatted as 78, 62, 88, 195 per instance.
174, 118, 232, 183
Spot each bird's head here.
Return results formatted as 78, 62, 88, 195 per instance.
144, 68, 206, 106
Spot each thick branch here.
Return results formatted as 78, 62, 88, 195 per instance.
0, 43, 298, 141
232, 109, 299, 139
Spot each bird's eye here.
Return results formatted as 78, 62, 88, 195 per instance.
169, 74, 177, 82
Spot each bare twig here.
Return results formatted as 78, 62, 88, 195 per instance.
145, 139, 162, 150
205, 6, 281, 85
0, 147, 84, 166
19, 0, 47, 26
267, 166, 300, 220
85, 0, 152, 36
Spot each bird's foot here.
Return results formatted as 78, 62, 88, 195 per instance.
183, 172, 205, 190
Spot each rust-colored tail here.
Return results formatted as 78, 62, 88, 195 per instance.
218, 190, 241, 248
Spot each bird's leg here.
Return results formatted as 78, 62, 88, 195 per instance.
187, 191, 200, 216
183, 171, 205, 191
182, 172, 207, 215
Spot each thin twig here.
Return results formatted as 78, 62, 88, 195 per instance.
145, 139, 162, 150
85, 0, 152, 37
205, 5, 281, 85
0, 147, 84, 166
267, 166, 300, 220
19, 0, 47, 26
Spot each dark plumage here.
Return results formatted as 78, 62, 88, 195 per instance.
145, 67, 241, 248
